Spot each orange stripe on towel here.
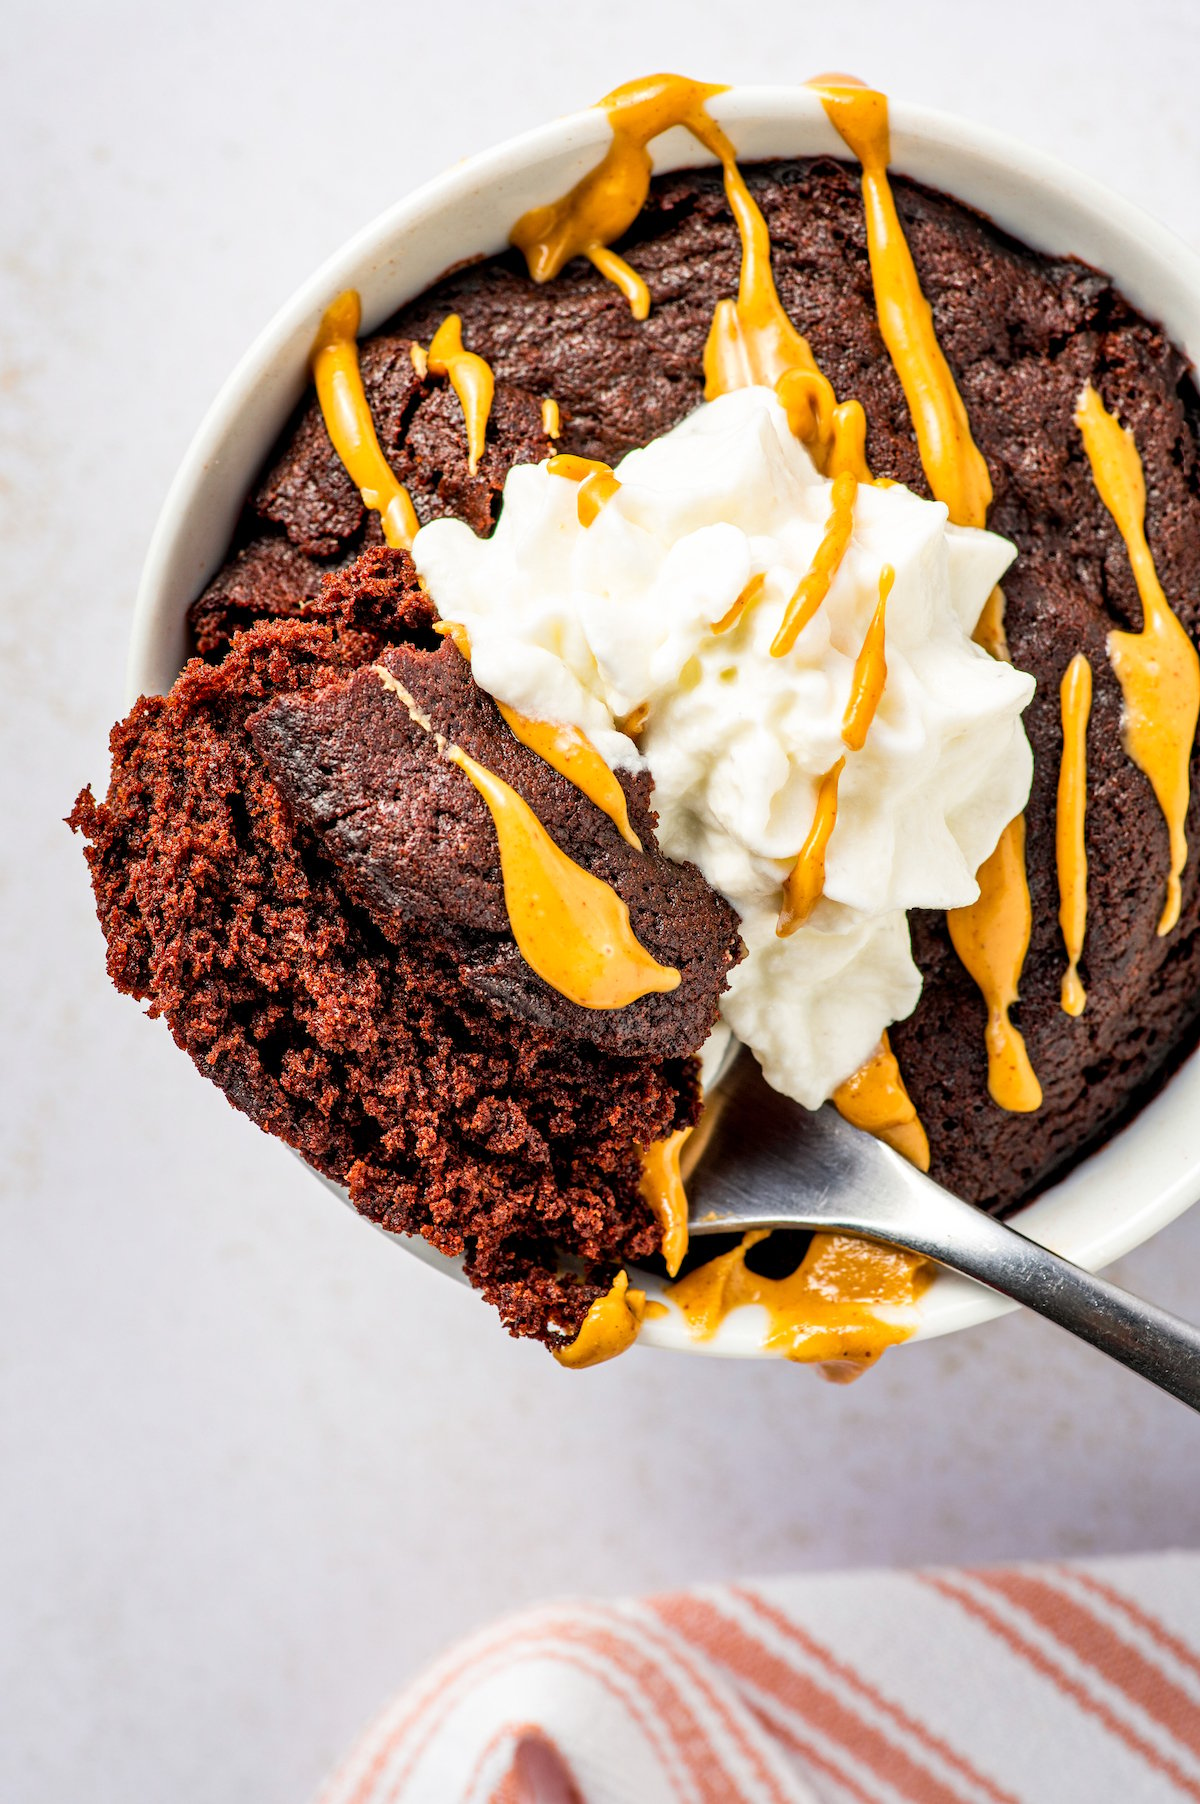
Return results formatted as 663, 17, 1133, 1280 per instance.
732, 1585, 1020, 1804
377, 1617, 747, 1803
974, 1569, 1200, 1764
1070, 1568, 1200, 1690
921, 1574, 1200, 1802
652, 1592, 982, 1804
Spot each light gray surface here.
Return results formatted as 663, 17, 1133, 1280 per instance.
4, 3, 1200, 1801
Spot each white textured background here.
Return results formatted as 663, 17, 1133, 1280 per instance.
5, 2, 1200, 1800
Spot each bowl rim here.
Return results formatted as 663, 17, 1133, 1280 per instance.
127, 81, 1200, 1359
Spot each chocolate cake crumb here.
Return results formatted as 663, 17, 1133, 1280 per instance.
250, 636, 742, 1060
190, 534, 328, 656
254, 336, 551, 553
192, 340, 554, 659
73, 549, 716, 1343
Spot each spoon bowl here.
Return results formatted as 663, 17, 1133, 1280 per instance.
679, 1054, 1200, 1409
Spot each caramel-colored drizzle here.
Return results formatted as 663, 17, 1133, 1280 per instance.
497, 706, 643, 850
311, 291, 419, 549
374, 664, 677, 1008
945, 815, 1041, 1111
668, 1228, 923, 1369
547, 452, 622, 526
711, 572, 765, 635
947, 816, 1040, 1109
813, 78, 992, 531
772, 472, 858, 657
832, 1030, 930, 1170
589, 244, 651, 319
433, 617, 472, 658
817, 77, 1039, 1113
542, 396, 562, 439
512, 75, 729, 319
427, 315, 494, 477
449, 745, 679, 1008
1076, 383, 1200, 936
701, 148, 871, 481
579, 473, 620, 527
842, 564, 893, 750
438, 621, 640, 846
639, 1128, 692, 1277
555, 1270, 647, 1368
439, 624, 645, 850
512, 74, 868, 479
1057, 653, 1092, 1015
828, 1028, 931, 1322
777, 758, 845, 936
974, 586, 1009, 663
618, 700, 651, 740
409, 340, 429, 379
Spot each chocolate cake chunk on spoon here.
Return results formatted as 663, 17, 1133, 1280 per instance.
72, 547, 742, 1349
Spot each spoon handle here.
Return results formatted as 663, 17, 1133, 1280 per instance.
684, 1056, 1200, 1408
865, 1175, 1200, 1412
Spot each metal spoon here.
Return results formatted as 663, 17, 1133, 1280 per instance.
685, 1051, 1200, 1410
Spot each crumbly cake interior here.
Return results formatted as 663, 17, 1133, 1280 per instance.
73, 78, 1200, 1362
72, 552, 721, 1345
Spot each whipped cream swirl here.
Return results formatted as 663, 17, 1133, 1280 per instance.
414, 388, 1034, 1107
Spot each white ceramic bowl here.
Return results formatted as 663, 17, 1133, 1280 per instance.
127, 85, 1200, 1356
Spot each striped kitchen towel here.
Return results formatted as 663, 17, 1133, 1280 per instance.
318, 1553, 1200, 1804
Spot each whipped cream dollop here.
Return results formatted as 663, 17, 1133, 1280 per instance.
413, 388, 1035, 1107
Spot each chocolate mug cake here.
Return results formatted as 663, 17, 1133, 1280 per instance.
72, 76, 1200, 1369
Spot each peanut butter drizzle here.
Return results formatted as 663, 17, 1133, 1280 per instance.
947, 816, 1041, 1109
555, 1270, 647, 1368
832, 1030, 930, 1171
772, 472, 858, 657
1057, 653, 1093, 1016
374, 664, 677, 1009
668, 1228, 923, 1368
511, 75, 729, 318
618, 700, 651, 740
512, 74, 868, 478
586, 244, 651, 319
448, 744, 679, 1008
436, 620, 641, 846
974, 586, 1009, 663
638, 1128, 692, 1277
547, 454, 607, 480
813, 77, 993, 531
1076, 383, 1200, 936
700, 148, 871, 480
711, 572, 764, 635
311, 291, 419, 550
777, 757, 845, 936
426, 315, 494, 477
578, 471, 621, 527
842, 564, 893, 750
541, 396, 562, 439
547, 452, 622, 526
816, 77, 1039, 1112
496, 707, 643, 850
